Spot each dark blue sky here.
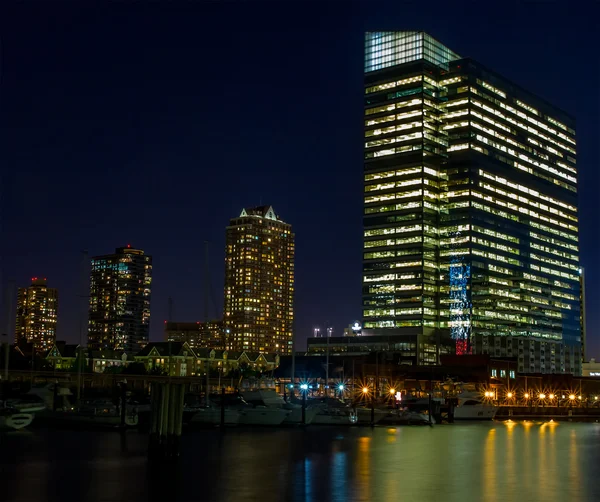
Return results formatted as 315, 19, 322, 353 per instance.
1, 1, 598, 354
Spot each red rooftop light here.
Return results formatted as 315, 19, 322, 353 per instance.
127, 244, 131, 248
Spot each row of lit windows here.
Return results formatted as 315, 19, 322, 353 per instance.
472, 236, 520, 255
365, 142, 424, 159
471, 190, 578, 235
530, 231, 578, 252
365, 189, 423, 204
364, 224, 422, 237
364, 236, 423, 249
530, 242, 578, 262
365, 109, 423, 127
366, 120, 424, 138
470, 87, 576, 148
474, 132, 576, 186
364, 177, 422, 192
529, 263, 578, 281
365, 98, 422, 117
365, 75, 423, 94
365, 130, 423, 149
530, 253, 577, 271
364, 201, 422, 214
523, 272, 574, 290
472, 225, 519, 244
480, 182, 577, 224
476, 79, 506, 98
364, 307, 425, 317
472, 119, 552, 165
364, 166, 423, 181
363, 273, 423, 284
530, 221, 577, 243
478, 170, 577, 213
471, 249, 523, 267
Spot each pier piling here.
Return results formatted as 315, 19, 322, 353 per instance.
148, 382, 185, 460
220, 387, 225, 428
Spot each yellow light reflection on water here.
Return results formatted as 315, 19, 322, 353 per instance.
483, 427, 497, 502
357, 436, 371, 501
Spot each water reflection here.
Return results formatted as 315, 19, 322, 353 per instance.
0, 423, 598, 502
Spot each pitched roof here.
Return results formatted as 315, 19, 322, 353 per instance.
46, 341, 80, 359
135, 342, 193, 357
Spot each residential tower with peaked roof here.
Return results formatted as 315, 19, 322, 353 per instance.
223, 205, 295, 354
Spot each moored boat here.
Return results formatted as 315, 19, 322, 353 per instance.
0, 407, 34, 431
453, 392, 498, 420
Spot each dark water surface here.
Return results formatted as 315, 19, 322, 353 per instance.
2, 421, 600, 501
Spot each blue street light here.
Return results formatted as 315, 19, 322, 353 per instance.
338, 384, 345, 391
300, 383, 309, 391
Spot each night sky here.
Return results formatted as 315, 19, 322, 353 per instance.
1, 2, 598, 355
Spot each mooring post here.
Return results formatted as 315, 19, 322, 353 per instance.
53, 379, 59, 412
370, 393, 375, 428
302, 390, 306, 425
167, 384, 176, 456
220, 387, 225, 428
120, 381, 127, 428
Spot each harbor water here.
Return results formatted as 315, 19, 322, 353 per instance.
2, 421, 600, 501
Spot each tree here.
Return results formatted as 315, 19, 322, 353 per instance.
103, 365, 124, 375
148, 365, 168, 376
122, 362, 148, 375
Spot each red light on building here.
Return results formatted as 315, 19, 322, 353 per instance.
127, 244, 131, 248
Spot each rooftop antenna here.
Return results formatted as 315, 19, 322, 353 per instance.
77, 249, 89, 401
168, 296, 174, 322
204, 241, 210, 406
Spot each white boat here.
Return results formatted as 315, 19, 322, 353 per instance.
381, 409, 434, 425
453, 392, 498, 420
237, 405, 291, 426
189, 406, 241, 426
4, 395, 46, 414
311, 399, 389, 426
243, 389, 319, 425
27, 382, 73, 410
0, 407, 34, 431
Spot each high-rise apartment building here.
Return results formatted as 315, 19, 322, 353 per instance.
15, 278, 58, 352
88, 246, 152, 353
363, 32, 581, 373
223, 206, 294, 354
164, 320, 225, 349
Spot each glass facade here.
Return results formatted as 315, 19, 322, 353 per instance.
363, 32, 581, 373
223, 206, 295, 354
365, 31, 461, 73
88, 247, 152, 353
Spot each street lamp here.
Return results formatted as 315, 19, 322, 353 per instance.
507, 392, 513, 399
362, 387, 369, 394
569, 394, 576, 401
539, 393, 546, 399
524, 392, 530, 399
300, 383, 309, 391
389, 388, 396, 395
549, 393, 555, 400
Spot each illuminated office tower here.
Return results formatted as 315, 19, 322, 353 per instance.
88, 246, 152, 353
223, 206, 294, 354
15, 278, 58, 353
363, 32, 581, 373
